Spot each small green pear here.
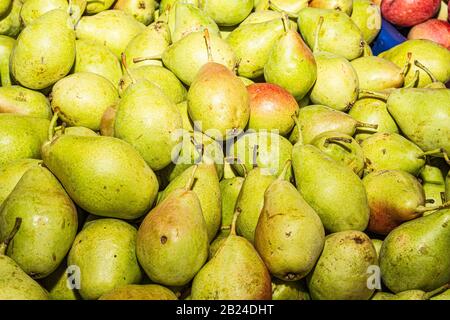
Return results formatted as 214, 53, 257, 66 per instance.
0, 0, 23, 38
420, 165, 446, 210
0, 85, 51, 119
114, 0, 155, 25
351, 0, 381, 44
99, 284, 178, 300
20, 0, 68, 26
0, 35, 15, 86
199, 0, 253, 26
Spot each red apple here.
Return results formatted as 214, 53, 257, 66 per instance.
247, 83, 299, 136
408, 19, 450, 49
381, 0, 441, 27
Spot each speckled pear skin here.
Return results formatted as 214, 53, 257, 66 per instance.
0, 35, 15, 86
380, 40, 450, 87
386, 88, 450, 154
380, 209, 450, 293
200, 0, 252, 26
0, 86, 51, 119
41, 135, 159, 220
298, 7, 364, 60
292, 145, 370, 232
136, 187, 209, 287
99, 284, 178, 300
158, 163, 221, 242
0, 166, 78, 279
75, 10, 145, 58
68, 219, 143, 300
20, 0, 68, 26
220, 177, 244, 228
0, 114, 49, 166
351, 56, 404, 91
114, 0, 156, 26
227, 18, 285, 79
351, 0, 381, 44
307, 231, 378, 300
419, 165, 446, 209
0, 0, 23, 38
255, 172, 325, 281
361, 132, 426, 176
309, 0, 353, 15
74, 39, 123, 88
40, 260, 81, 300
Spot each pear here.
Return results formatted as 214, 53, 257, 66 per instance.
311, 131, 364, 176
10, 9, 75, 90
390, 286, 450, 300
0, 166, 77, 278
272, 279, 310, 300
223, 161, 237, 179
307, 231, 378, 300
292, 144, 370, 232
289, 105, 377, 145
371, 292, 395, 300
220, 176, 245, 228
124, 20, 170, 68
41, 134, 159, 220
379, 40, 450, 87
136, 168, 209, 286
420, 165, 446, 209
40, 260, 81, 300
351, 56, 405, 91
0, 218, 49, 299
157, 162, 221, 242
241, 10, 283, 24
85, 0, 115, 14
191, 212, 272, 300
309, 0, 353, 15
200, 0, 253, 26
114, 79, 182, 171
68, 219, 142, 300
361, 132, 432, 176
268, 0, 309, 18
351, 0, 381, 44
208, 229, 229, 259
0, 85, 51, 119
54, 126, 98, 137
168, 2, 219, 42
0, 0, 11, 18
114, 0, 155, 25
75, 10, 145, 58
160, 0, 198, 13
0, 35, 15, 86
163, 30, 237, 86
255, 161, 325, 281
380, 208, 450, 293
348, 98, 399, 142
0, 114, 49, 166
431, 289, 450, 300
176, 101, 194, 131
0, 159, 41, 206
298, 8, 364, 61
227, 18, 285, 79
99, 284, 178, 300
414, 59, 447, 89
235, 167, 276, 243
118, 65, 186, 103
363, 170, 447, 235
20, 0, 68, 26
74, 39, 123, 88
371, 239, 383, 259
264, 17, 317, 101
0, 0, 22, 38
51, 72, 119, 131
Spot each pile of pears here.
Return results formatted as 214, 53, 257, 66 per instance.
0, 0, 450, 301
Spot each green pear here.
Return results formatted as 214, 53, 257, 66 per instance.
380, 40, 450, 87
348, 98, 399, 142
371, 292, 395, 300
40, 261, 81, 300
298, 8, 364, 60
0, 0, 22, 38
272, 279, 310, 300
0, 218, 49, 299
351, 0, 381, 44
292, 144, 370, 232
51, 72, 119, 131
241, 10, 283, 24
268, 0, 309, 18
20, 0, 68, 26
310, 0, 353, 14
10, 9, 75, 90
68, 219, 142, 300
0, 159, 41, 207
114, 0, 155, 25
420, 165, 446, 210
85, 0, 115, 14
220, 176, 244, 228
176, 101, 194, 131
380, 208, 450, 293
136, 169, 209, 286
227, 18, 285, 79
235, 167, 276, 243
114, 80, 182, 171
191, 212, 272, 300
307, 231, 378, 300
390, 286, 450, 300
158, 162, 221, 242
255, 161, 325, 281
75, 10, 145, 58
74, 39, 123, 88
118, 65, 186, 103
264, 18, 317, 101
289, 105, 377, 145
54, 126, 98, 137
0, 0, 11, 18
413, 59, 447, 89
371, 239, 383, 259
41, 135, 159, 219
0, 166, 77, 278
160, 0, 198, 13
163, 30, 237, 86
99, 284, 178, 300
199, 0, 253, 26
0, 114, 49, 166
208, 229, 229, 259
311, 132, 365, 176
0, 85, 51, 119
0, 35, 15, 86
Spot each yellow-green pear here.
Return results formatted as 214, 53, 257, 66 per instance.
114, 0, 155, 25
0, 85, 51, 119
20, 0, 68, 26
99, 284, 178, 300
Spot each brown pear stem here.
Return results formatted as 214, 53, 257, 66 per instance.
418, 148, 445, 158
313, 16, 324, 53
323, 137, 353, 148
184, 165, 198, 191
291, 113, 304, 145
132, 55, 161, 63
416, 201, 450, 213
121, 53, 136, 84
203, 28, 213, 63
355, 121, 378, 130
48, 110, 60, 141
400, 52, 412, 78
281, 13, 290, 33
358, 89, 389, 101
230, 207, 241, 236
403, 70, 419, 88
0, 217, 22, 255
414, 60, 438, 83
424, 283, 450, 300
277, 160, 292, 181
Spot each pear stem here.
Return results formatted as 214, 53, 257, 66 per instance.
203, 28, 213, 63
121, 53, 136, 84
132, 55, 161, 63
400, 52, 412, 78
190, 136, 205, 164
48, 110, 60, 141
358, 89, 389, 101
281, 13, 290, 33
277, 160, 291, 181
313, 16, 324, 53
0, 217, 22, 255
416, 201, 450, 213
355, 121, 378, 130
403, 70, 419, 88
414, 60, 438, 83
252, 144, 259, 169
291, 113, 304, 145
424, 283, 450, 300
443, 152, 450, 166
323, 137, 353, 148
230, 207, 241, 236
184, 165, 198, 191
418, 148, 445, 158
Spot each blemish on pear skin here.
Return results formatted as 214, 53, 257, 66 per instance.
160, 236, 167, 244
